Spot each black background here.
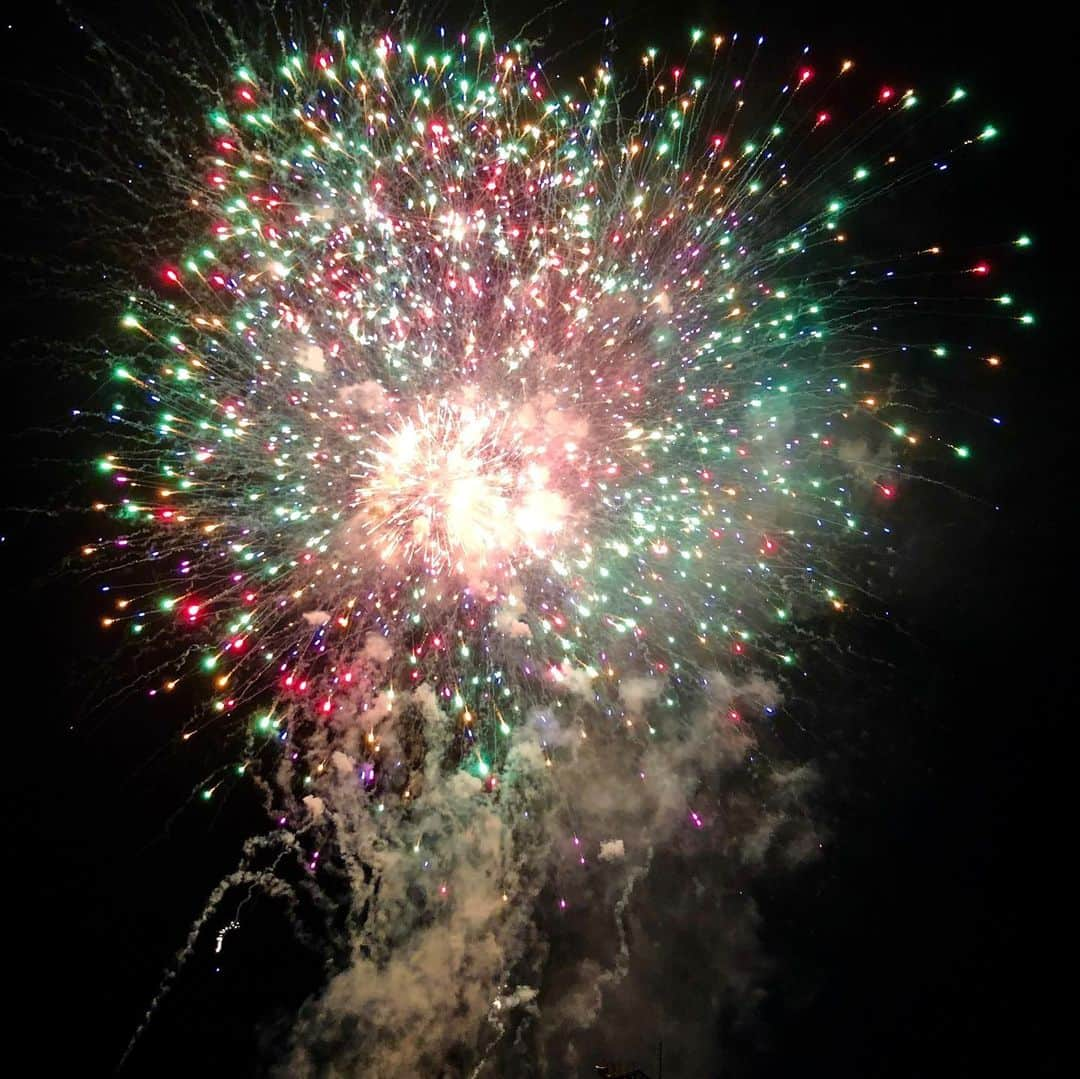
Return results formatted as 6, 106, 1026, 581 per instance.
1, 1, 1071, 1075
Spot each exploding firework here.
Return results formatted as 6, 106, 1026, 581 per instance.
71, 15, 1027, 1073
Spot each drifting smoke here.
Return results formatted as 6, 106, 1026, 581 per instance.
280, 672, 819, 1077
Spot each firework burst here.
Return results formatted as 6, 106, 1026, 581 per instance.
74, 17, 1028, 1071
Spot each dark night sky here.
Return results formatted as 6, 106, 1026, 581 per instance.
0, 2, 1071, 1075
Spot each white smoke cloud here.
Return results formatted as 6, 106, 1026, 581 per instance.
337, 379, 388, 413
273, 670, 819, 1077
297, 344, 326, 373
598, 839, 625, 862
552, 661, 598, 702
494, 608, 533, 639
618, 675, 663, 717
329, 750, 355, 779
279, 693, 556, 1077
360, 632, 393, 665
